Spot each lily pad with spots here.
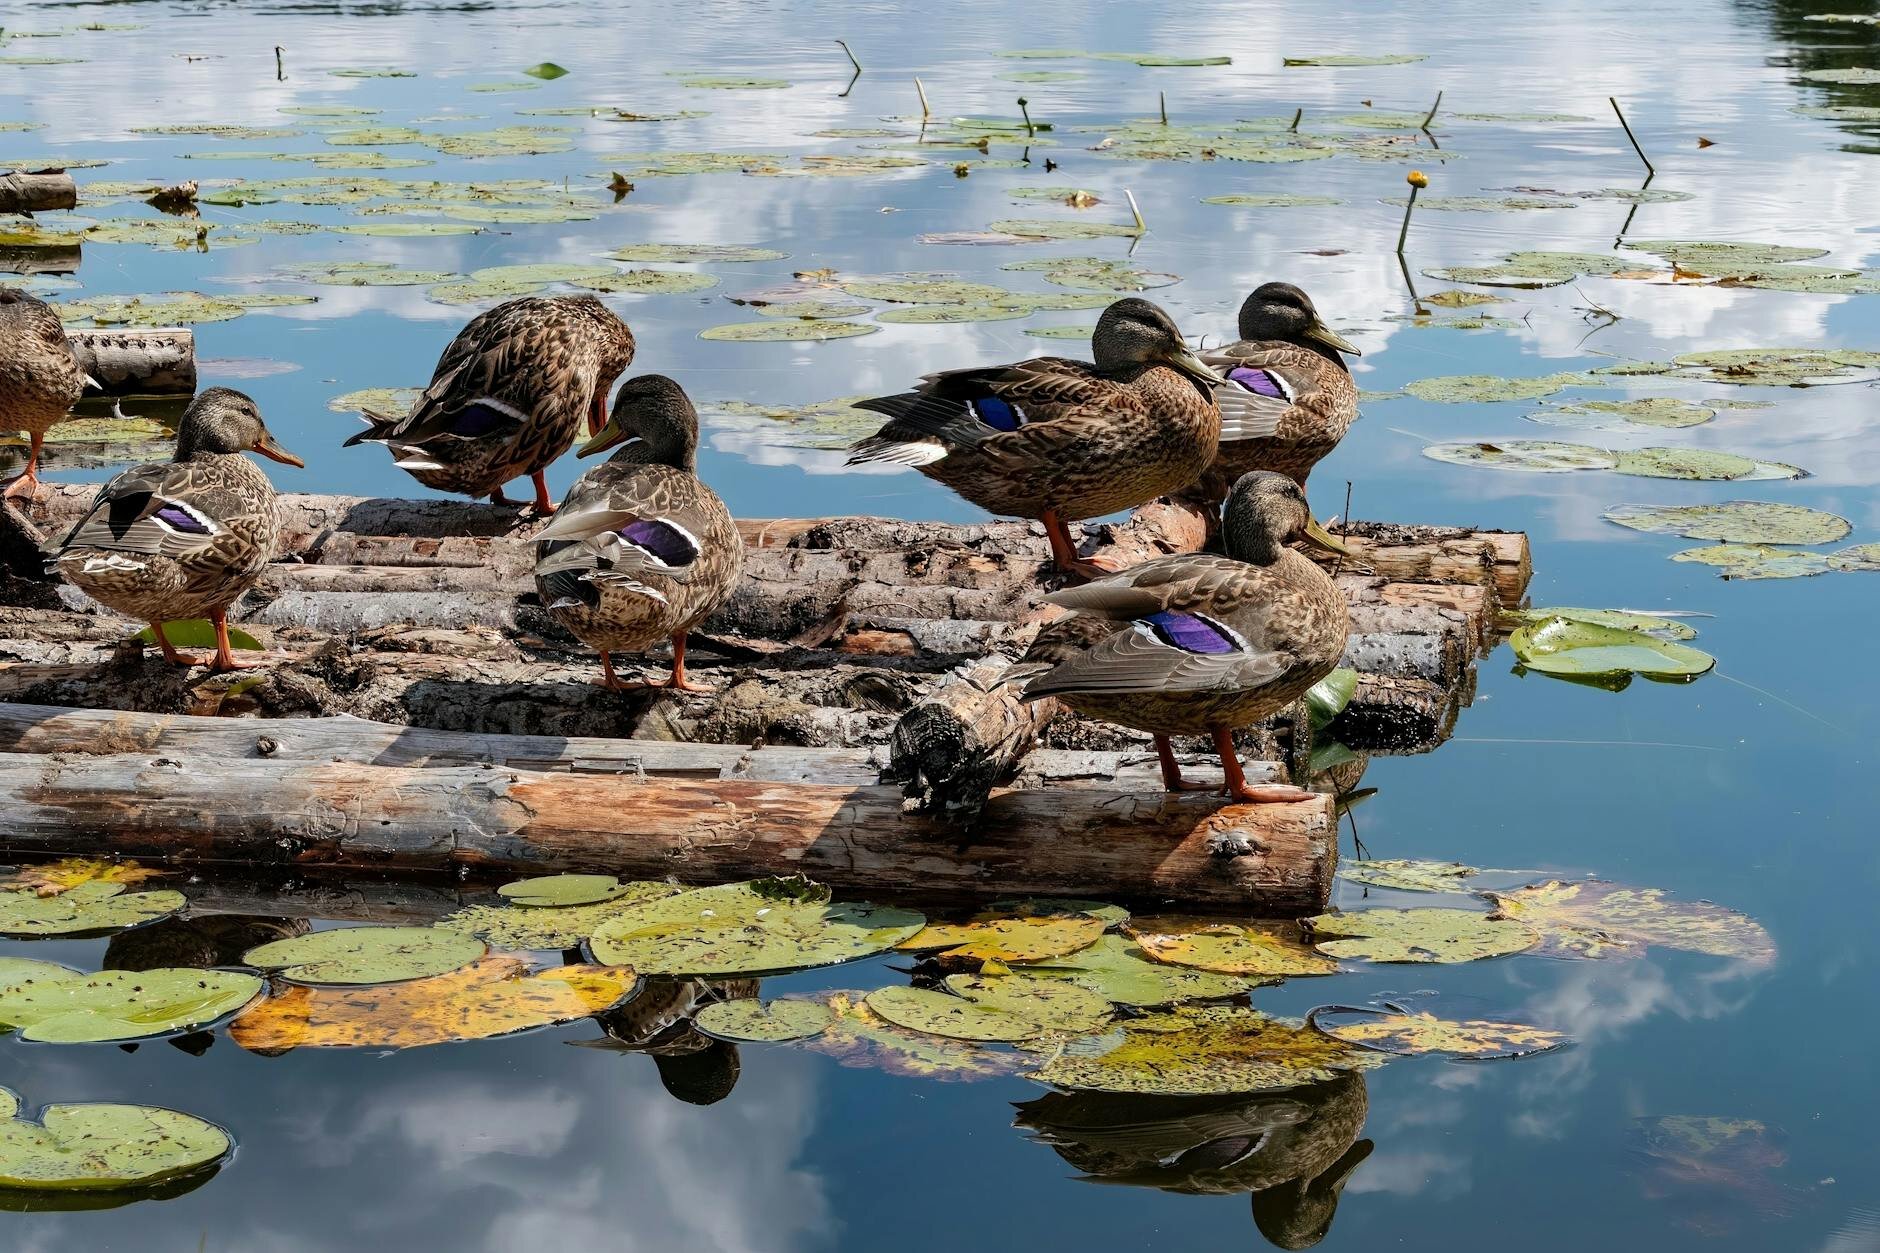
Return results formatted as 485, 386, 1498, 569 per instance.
1801, 66, 1880, 84
1727, 268, 1880, 294
1014, 934, 1271, 1007
1383, 195, 1577, 212
1027, 325, 1095, 339
1342, 859, 1526, 893
1538, 398, 1717, 429
1126, 917, 1338, 976
1484, 880, 1775, 963
3, 860, 165, 896
0, 1090, 231, 1192
1201, 193, 1343, 207
436, 882, 682, 950
694, 997, 833, 1044
698, 319, 878, 341
875, 304, 1030, 324
278, 261, 458, 286
800, 992, 1021, 1081
573, 268, 718, 295
1604, 500, 1850, 545
1000, 256, 1178, 290
1308, 1005, 1569, 1060
1305, 907, 1537, 963
984, 899, 1129, 927
427, 262, 617, 304
1510, 616, 1715, 681
1670, 347, 1880, 386
863, 980, 1102, 1043
1423, 439, 1616, 472
838, 276, 1013, 304
1827, 543, 1880, 571
332, 222, 484, 236
1621, 240, 1830, 275
1612, 447, 1796, 481
0, 882, 185, 938
899, 914, 1106, 963
521, 61, 569, 80
987, 218, 1143, 240
228, 955, 636, 1050
1501, 607, 1700, 640
243, 926, 485, 986
752, 300, 873, 320
1670, 544, 1833, 580
1025, 1005, 1385, 1096
328, 387, 420, 416
608, 243, 785, 263
1404, 372, 1582, 403
0, 968, 261, 1044
497, 874, 635, 907
673, 75, 790, 89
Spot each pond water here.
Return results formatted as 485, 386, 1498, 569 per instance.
2, 0, 1879, 1248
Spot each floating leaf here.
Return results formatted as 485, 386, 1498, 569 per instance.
1025, 1005, 1384, 1096
1000, 256, 1178, 291
1510, 617, 1715, 681
0, 1091, 230, 1192
751, 299, 873, 320
607, 243, 785, 263
697, 319, 877, 341
327, 387, 420, 416
986, 218, 1142, 240
838, 276, 1012, 304
1729, 268, 1880, 294
497, 874, 634, 907
1423, 439, 1615, 471
427, 262, 616, 304
1827, 543, 1880, 572
4, 860, 165, 896
1485, 880, 1775, 963
1309, 1006, 1569, 1060
1671, 347, 1880, 386
1012, 934, 1268, 1007
899, 914, 1105, 963
1421, 288, 1505, 308
1200, 193, 1342, 207
1501, 607, 1699, 640
243, 926, 485, 986
0, 959, 77, 988
1404, 372, 1581, 403
799, 992, 1019, 1080
587, 880, 924, 976
0, 968, 261, 1043
1629, 1115, 1805, 1228
0, 882, 184, 938
332, 221, 484, 236
1126, 917, 1338, 976
694, 998, 832, 1043
1604, 501, 1851, 545
573, 268, 717, 295
1305, 907, 1537, 963
674, 75, 790, 89
228, 955, 635, 1050
521, 62, 570, 80
875, 304, 1029, 324
329, 67, 418, 78
437, 883, 682, 949
1383, 194, 1577, 212
1283, 54, 1427, 66
1611, 447, 1783, 481
1026, 324, 1095, 339
278, 261, 458, 286
984, 898, 1130, 927
1671, 544, 1833, 580
865, 985, 1052, 1042
1540, 398, 1717, 429
1621, 239, 1829, 276
946, 973, 1113, 1032
1803, 66, 1880, 83
1341, 859, 1522, 893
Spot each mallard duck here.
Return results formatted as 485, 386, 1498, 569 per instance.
46, 387, 301, 671
533, 374, 742, 692
1013, 470, 1349, 802
0, 288, 88, 500
847, 298, 1268, 580
1200, 282, 1359, 495
343, 294, 635, 512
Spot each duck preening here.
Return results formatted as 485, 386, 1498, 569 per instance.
343, 294, 636, 512
45, 387, 301, 671
0, 288, 89, 501
1202, 282, 1359, 495
1012, 470, 1351, 803
533, 374, 743, 693
846, 297, 1249, 580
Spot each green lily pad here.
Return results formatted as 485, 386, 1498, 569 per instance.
0, 1090, 230, 1191
1485, 880, 1774, 963
1540, 398, 1716, 429
1200, 192, 1343, 207
875, 304, 1030, 324
0, 882, 185, 938
586, 879, 924, 976
608, 243, 784, 263
944, 973, 1112, 1032
1309, 1006, 1570, 1060
800, 992, 1020, 1082
1342, 859, 1520, 893
467, 81, 542, 93
1305, 907, 1538, 963
1421, 289, 1506, 308
1000, 256, 1178, 291
0, 959, 78, 988
1423, 439, 1616, 472
701, 395, 882, 451
1793, 104, 1880, 118
278, 261, 458, 286
899, 914, 1105, 963
1670, 347, 1880, 386
1725, 267, 1880, 294
497, 874, 634, 907
1604, 500, 1851, 545
1827, 543, 1880, 571
333, 222, 485, 236
1026, 325, 1095, 339
428, 262, 617, 304
1501, 607, 1699, 640
1002, 70, 1087, 82
328, 387, 421, 416
1510, 617, 1715, 680
751, 300, 873, 320
329, 67, 418, 78
0, 968, 261, 1043
1383, 195, 1577, 212
281, 105, 381, 116
1424, 251, 1631, 288
434, 882, 682, 949
838, 277, 1013, 304
1621, 240, 1831, 276
131, 123, 301, 140
434, 203, 595, 223
573, 268, 718, 295
1801, 66, 1880, 83
600, 150, 785, 176
1612, 447, 1789, 481
522, 61, 570, 80
1283, 54, 1427, 66
987, 218, 1143, 240
1025, 1005, 1385, 1096
698, 320, 877, 341
984, 898, 1129, 927
1669, 544, 1834, 580
1126, 917, 1339, 976
864, 983, 1068, 1043
244, 926, 485, 986
694, 998, 833, 1043
1405, 372, 1581, 403
1008, 186, 1102, 203
1012, 934, 1268, 1007
674, 75, 790, 89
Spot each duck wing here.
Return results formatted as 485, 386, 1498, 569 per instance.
46, 460, 259, 571
847, 358, 1144, 466
534, 462, 716, 602
1203, 342, 1335, 444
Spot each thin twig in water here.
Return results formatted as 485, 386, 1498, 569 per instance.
836, 41, 861, 97
1289, 106, 1303, 131
1124, 189, 1146, 233
836, 39, 861, 74
1610, 96, 1654, 175
1159, 91, 1168, 125
1335, 479, 1353, 576
914, 76, 931, 120
274, 44, 285, 81
1421, 89, 1443, 131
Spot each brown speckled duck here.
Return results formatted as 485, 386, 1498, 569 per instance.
46, 387, 301, 671
1013, 471, 1350, 803
1200, 282, 1359, 495
533, 375, 743, 693
344, 294, 635, 512
0, 288, 88, 500
847, 298, 1267, 580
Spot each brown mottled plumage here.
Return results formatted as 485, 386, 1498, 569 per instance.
344, 294, 635, 511
1200, 282, 1359, 495
534, 375, 742, 692
1015, 471, 1350, 802
846, 298, 1235, 579
0, 288, 87, 499
47, 387, 302, 670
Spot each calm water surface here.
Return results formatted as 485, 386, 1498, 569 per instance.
1, 0, 1877, 1248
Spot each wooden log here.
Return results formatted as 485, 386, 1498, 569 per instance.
65, 328, 196, 396
0, 749, 1337, 913
1324, 674, 1456, 754
1342, 603, 1471, 685
0, 171, 77, 214
1310, 522, 1530, 610
0, 243, 80, 275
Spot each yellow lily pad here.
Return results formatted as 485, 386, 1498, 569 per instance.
1305, 907, 1538, 963
1309, 1006, 1570, 1059
1126, 917, 1339, 976
1012, 934, 1269, 1006
1484, 880, 1775, 963
898, 914, 1106, 963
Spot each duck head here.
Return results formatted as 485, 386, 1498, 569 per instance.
1237, 282, 1358, 362
1223, 470, 1350, 564
174, 387, 302, 467
578, 373, 700, 470
1092, 297, 1222, 389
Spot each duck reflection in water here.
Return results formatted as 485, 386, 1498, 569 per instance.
1014, 1072, 1372, 1250
576, 977, 759, 1106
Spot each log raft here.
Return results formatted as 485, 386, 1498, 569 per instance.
66, 328, 197, 396
0, 170, 77, 214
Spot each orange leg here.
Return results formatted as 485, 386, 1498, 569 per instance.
588, 390, 607, 438
1213, 728, 1316, 804
598, 651, 628, 691
147, 621, 185, 665
490, 484, 519, 507
2, 433, 45, 501
209, 609, 269, 672
1154, 734, 1213, 793
598, 635, 715, 694
1040, 509, 1113, 582
531, 470, 558, 514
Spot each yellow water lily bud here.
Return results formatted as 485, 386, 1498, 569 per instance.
1407, 170, 1430, 189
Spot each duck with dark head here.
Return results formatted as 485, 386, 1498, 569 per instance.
46, 387, 302, 671
846, 297, 1237, 581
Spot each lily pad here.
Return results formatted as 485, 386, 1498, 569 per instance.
333, 222, 486, 237
1421, 289, 1505, 307
1305, 907, 1537, 963
1025, 1005, 1385, 1096
1309, 1006, 1569, 1060
0, 1090, 230, 1191
1801, 66, 1880, 84
0, 968, 261, 1043
1012, 934, 1268, 1007
586, 879, 924, 976
573, 268, 718, 295
1540, 398, 1717, 429
865, 983, 1070, 1043
1510, 617, 1715, 680
1670, 543, 1833, 580
1283, 54, 1427, 66
1827, 543, 1880, 571
1383, 195, 1577, 212
1611, 447, 1781, 480
984, 898, 1129, 927
243, 925, 485, 986
899, 914, 1105, 963
608, 243, 784, 263
497, 874, 634, 907
1125, 917, 1339, 976
1000, 256, 1178, 291
838, 277, 1012, 304
329, 67, 418, 78
428, 262, 616, 304
752, 300, 873, 320
1603, 500, 1851, 545
1424, 439, 1616, 472
945, 973, 1112, 1032
1670, 347, 1880, 386
1342, 859, 1520, 893
694, 998, 832, 1044
228, 955, 635, 1050
1728, 268, 1880, 294
799, 992, 1020, 1082
435, 882, 681, 949
328, 387, 420, 416
1405, 372, 1581, 403
521, 62, 569, 80
0, 882, 185, 938
1621, 240, 1829, 275
1501, 607, 1699, 640
1026, 325, 1095, 339
4, 860, 165, 896
698, 319, 877, 341
987, 218, 1143, 240
1485, 880, 1775, 964
875, 304, 1029, 324
278, 261, 458, 286
1201, 193, 1343, 207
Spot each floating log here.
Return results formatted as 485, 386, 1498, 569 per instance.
66, 328, 196, 396
0, 170, 77, 214
0, 243, 80, 275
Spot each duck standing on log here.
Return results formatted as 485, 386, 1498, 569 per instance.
846, 298, 1279, 580
533, 375, 743, 692
343, 295, 636, 513
45, 387, 301, 671
0, 288, 89, 501
1198, 283, 1359, 497
1011, 471, 1350, 803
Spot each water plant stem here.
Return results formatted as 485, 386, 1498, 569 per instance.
1289, 106, 1302, 131
1421, 89, 1442, 131
1610, 96, 1654, 175
1396, 184, 1419, 255
1125, 189, 1146, 233
915, 77, 931, 120
1159, 91, 1168, 125
836, 39, 861, 74
1018, 96, 1035, 137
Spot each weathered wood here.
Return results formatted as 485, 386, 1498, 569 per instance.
65, 328, 196, 396
0, 243, 80, 275
0, 749, 1337, 913
0, 171, 76, 214
1310, 522, 1530, 611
